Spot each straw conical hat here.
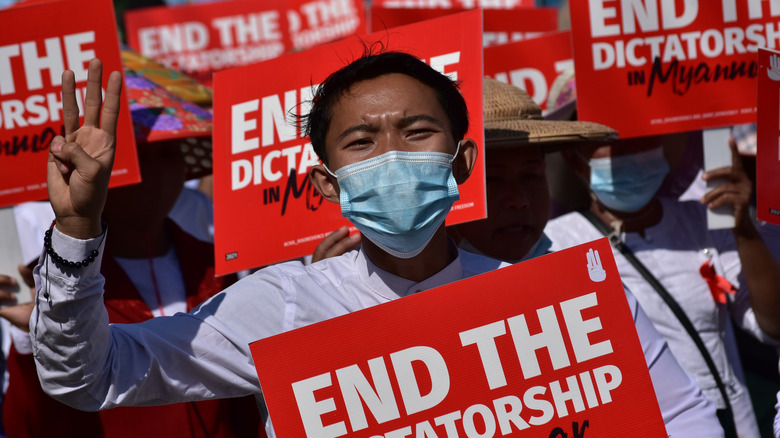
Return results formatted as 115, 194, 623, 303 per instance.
483, 77, 617, 150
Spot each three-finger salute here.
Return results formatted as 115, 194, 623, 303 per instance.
47, 58, 123, 239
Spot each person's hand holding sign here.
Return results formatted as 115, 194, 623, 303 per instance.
312, 226, 361, 263
702, 138, 780, 340
48, 59, 123, 239
768, 54, 780, 81
700, 138, 752, 229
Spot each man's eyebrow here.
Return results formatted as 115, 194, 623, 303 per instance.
335, 123, 375, 142
399, 114, 446, 129
335, 114, 446, 142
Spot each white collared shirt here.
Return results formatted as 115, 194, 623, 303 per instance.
31, 227, 721, 437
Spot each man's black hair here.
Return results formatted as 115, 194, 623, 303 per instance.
301, 48, 470, 165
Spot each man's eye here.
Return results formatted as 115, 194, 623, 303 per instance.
407, 129, 432, 137
347, 138, 372, 147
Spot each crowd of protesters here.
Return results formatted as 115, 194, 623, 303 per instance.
1, 0, 780, 437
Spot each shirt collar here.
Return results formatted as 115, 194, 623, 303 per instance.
356, 239, 463, 299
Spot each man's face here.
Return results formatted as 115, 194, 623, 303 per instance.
323, 73, 457, 172
454, 146, 549, 261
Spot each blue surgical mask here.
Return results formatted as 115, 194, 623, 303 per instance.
589, 146, 669, 213
325, 145, 460, 258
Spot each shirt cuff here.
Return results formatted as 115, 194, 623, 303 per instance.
42, 223, 107, 287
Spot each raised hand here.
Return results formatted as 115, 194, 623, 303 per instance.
700, 138, 752, 230
48, 58, 123, 239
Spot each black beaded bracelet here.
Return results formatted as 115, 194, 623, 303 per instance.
44, 222, 102, 269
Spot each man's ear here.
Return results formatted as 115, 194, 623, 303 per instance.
453, 138, 478, 185
309, 164, 340, 203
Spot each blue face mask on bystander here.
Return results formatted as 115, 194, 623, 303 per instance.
325, 143, 461, 258
589, 146, 670, 213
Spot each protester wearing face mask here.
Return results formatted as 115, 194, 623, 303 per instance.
29, 52, 493, 438
544, 135, 780, 438
449, 79, 725, 435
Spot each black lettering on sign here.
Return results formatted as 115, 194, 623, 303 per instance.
647, 57, 757, 97
548, 420, 589, 438
281, 168, 323, 216
0, 126, 61, 157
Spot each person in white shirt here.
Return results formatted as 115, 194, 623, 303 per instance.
543, 134, 780, 438
33, 54, 722, 437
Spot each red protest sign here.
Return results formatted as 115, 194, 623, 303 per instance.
370, 7, 558, 47
250, 238, 667, 437
0, 0, 139, 209
756, 48, 780, 226
212, 10, 485, 275
570, 1, 766, 139
286, 0, 367, 51
372, 0, 533, 9
485, 31, 573, 111
124, 0, 291, 87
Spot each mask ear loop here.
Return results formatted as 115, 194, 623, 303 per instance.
322, 162, 337, 179
450, 140, 462, 164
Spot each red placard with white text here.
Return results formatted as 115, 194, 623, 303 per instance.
370, 7, 558, 47
212, 10, 485, 275
125, 0, 291, 87
125, 0, 366, 87
485, 31, 573, 111
756, 48, 780, 226
570, 1, 769, 139
250, 238, 668, 437
0, 0, 139, 209
373, 0, 533, 9
286, 0, 367, 51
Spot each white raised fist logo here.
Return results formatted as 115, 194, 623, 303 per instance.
586, 248, 607, 282
768, 54, 780, 81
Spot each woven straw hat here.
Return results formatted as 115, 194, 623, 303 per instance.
483, 77, 617, 149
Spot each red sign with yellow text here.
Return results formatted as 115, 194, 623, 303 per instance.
484, 31, 573, 111
570, 0, 769, 139
251, 238, 667, 437
369, 7, 558, 47
212, 10, 485, 275
0, 0, 139, 209
756, 48, 780, 226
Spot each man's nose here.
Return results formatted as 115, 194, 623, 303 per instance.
375, 131, 405, 156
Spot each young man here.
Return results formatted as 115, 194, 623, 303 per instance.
36, 54, 717, 436
34, 52, 493, 435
